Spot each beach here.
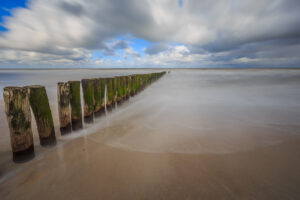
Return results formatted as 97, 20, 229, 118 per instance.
1, 69, 300, 199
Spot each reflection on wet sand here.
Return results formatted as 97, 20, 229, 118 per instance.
1, 136, 300, 199
1, 69, 300, 199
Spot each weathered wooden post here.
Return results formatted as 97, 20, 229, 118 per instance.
93, 78, 104, 117
27, 85, 56, 146
140, 74, 144, 90
112, 77, 118, 106
128, 75, 133, 97
134, 74, 138, 94
130, 75, 136, 96
3, 87, 35, 162
100, 78, 106, 111
81, 79, 95, 123
69, 81, 83, 130
136, 74, 141, 93
149, 73, 153, 83
106, 78, 113, 109
57, 82, 71, 135
125, 76, 130, 99
121, 76, 126, 100
143, 74, 147, 88
142, 74, 146, 90
116, 76, 122, 103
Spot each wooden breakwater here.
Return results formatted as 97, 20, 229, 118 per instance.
3, 71, 166, 162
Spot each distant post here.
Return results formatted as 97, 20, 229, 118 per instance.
3, 87, 35, 162
116, 76, 122, 103
124, 76, 130, 99
121, 76, 126, 100
69, 81, 83, 130
100, 78, 106, 111
130, 75, 136, 96
57, 82, 71, 134
106, 78, 113, 109
27, 85, 56, 146
112, 77, 118, 106
136, 74, 141, 93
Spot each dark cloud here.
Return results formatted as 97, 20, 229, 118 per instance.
97, 40, 129, 56
144, 43, 169, 55
60, 1, 85, 16
112, 40, 129, 49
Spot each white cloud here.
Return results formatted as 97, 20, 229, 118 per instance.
92, 45, 209, 68
0, 0, 299, 67
142, 45, 209, 66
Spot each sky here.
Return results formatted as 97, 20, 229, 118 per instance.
0, 0, 299, 68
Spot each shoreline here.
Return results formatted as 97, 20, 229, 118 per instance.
0, 68, 300, 70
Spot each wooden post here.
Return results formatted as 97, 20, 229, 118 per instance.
69, 81, 83, 130
121, 76, 126, 100
130, 75, 136, 96
93, 78, 104, 117
116, 76, 122, 103
81, 79, 95, 123
27, 85, 56, 146
143, 74, 147, 89
140, 74, 144, 90
3, 87, 35, 162
57, 82, 71, 135
106, 78, 113, 109
112, 77, 117, 106
128, 75, 133, 97
136, 74, 141, 93
124, 76, 130, 99
100, 78, 106, 111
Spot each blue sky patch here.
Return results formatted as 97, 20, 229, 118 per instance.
178, 0, 183, 7
0, 0, 27, 31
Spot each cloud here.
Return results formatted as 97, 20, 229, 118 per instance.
60, 1, 85, 16
144, 43, 169, 55
99, 45, 209, 68
0, 0, 299, 67
112, 40, 129, 49
142, 45, 209, 67
124, 47, 141, 59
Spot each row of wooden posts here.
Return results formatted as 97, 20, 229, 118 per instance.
3, 72, 166, 162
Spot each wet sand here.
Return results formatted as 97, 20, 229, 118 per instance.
1, 136, 300, 199
1, 69, 300, 199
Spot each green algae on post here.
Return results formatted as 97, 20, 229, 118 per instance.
3, 87, 35, 162
130, 75, 136, 96
112, 77, 118, 105
121, 76, 127, 99
93, 78, 104, 117
116, 76, 122, 103
81, 79, 95, 123
27, 85, 56, 146
69, 81, 83, 130
106, 78, 113, 109
136, 74, 141, 93
124, 76, 128, 98
124, 76, 130, 99
100, 78, 106, 108
128, 75, 133, 96
57, 82, 71, 135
